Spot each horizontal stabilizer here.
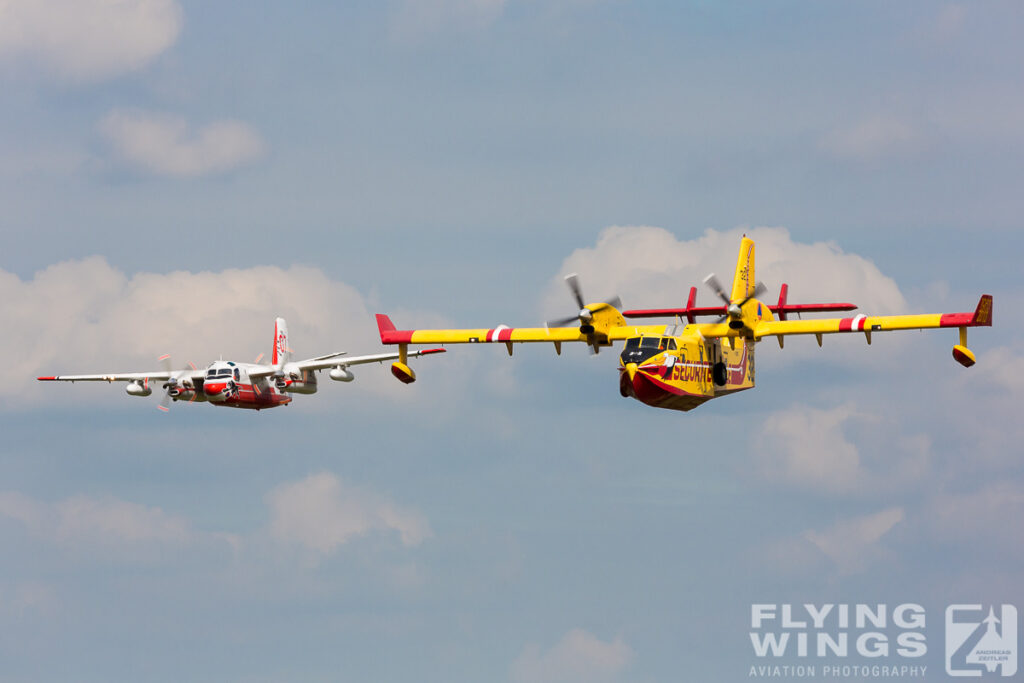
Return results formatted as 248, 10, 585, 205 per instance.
623, 282, 856, 320
622, 302, 857, 320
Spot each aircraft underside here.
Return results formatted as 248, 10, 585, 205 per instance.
619, 366, 753, 412
174, 383, 292, 410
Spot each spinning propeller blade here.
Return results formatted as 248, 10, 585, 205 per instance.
703, 275, 768, 324
155, 354, 199, 412
566, 273, 585, 310
703, 274, 731, 305
546, 274, 622, 354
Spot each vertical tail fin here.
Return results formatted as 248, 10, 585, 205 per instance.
730, 236, 756, 302
272, 317, 292, 366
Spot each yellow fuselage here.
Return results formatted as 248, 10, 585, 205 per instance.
618, 331, 756, 412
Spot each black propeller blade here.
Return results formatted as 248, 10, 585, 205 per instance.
546, 273, 622, 354
703, 275, 768, 324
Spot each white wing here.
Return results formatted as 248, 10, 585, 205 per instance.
38, 371, 177, 383
246, 348, 446, 378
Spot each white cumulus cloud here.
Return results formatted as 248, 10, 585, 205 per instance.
544, 226, 906, 323
266, 472, 431, 555
511, 628, 633, 683
753, 403, 932, 496
0, 0, 182, 81
101, 109, 265, 177
2, 258, 389, 404
758, 403, 864, 492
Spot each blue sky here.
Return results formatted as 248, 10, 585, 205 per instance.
1, 1, 1022, 681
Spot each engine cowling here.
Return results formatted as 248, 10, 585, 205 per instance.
329, 366, 354, 382
126, 381, 152, 397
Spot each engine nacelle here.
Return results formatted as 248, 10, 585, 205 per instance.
279, 363, 318, 394
126, 381, 152, 397
329, 366, 354, 382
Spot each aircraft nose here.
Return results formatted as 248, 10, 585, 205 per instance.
204, 381, 225, 396
625, 363, 638, 382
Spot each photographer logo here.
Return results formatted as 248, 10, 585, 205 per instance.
946, 604, 1017, 677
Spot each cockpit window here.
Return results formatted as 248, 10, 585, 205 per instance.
217, 368, 232, 378
621, 336, 673, 365
206, 368, 217, 378
233, 368, 240, 380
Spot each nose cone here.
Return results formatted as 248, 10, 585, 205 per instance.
625, 363, 638, 382
204, 381, 226, 397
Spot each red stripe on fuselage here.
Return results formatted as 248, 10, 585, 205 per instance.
625, 368, 710, 412
213, 383, 291, 410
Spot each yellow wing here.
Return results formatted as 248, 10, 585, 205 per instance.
749, 294, 991, 339
376, 310, 668, 353
740, 294, 992, 366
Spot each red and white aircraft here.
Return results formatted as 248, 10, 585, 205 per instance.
38, 318, 444, 411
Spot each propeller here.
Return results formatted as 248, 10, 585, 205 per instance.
546, 274, 622, 354
702, 274, 767, 325
156, 354, 198, 412
547, 274, 622, 325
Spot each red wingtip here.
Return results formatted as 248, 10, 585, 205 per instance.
973, 294, 993, 327
375, 313, 396, 334
375, 314, 414, 344
420, 348, 446, 355
37, 376, 56, 381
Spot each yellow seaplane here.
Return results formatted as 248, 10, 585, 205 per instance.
375, 237, 992, 412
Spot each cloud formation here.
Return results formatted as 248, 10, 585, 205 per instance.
545, 226, 907, 322
0, 491, 191, 547
3, 258, 388, 404
101, 110, 265, 177
0, 0, 182, 81
0, 472, 430, 563
753, 403, 932, 496
266, 472, 432, 554
511, 628, 633, 683
803, 507, 905, 575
